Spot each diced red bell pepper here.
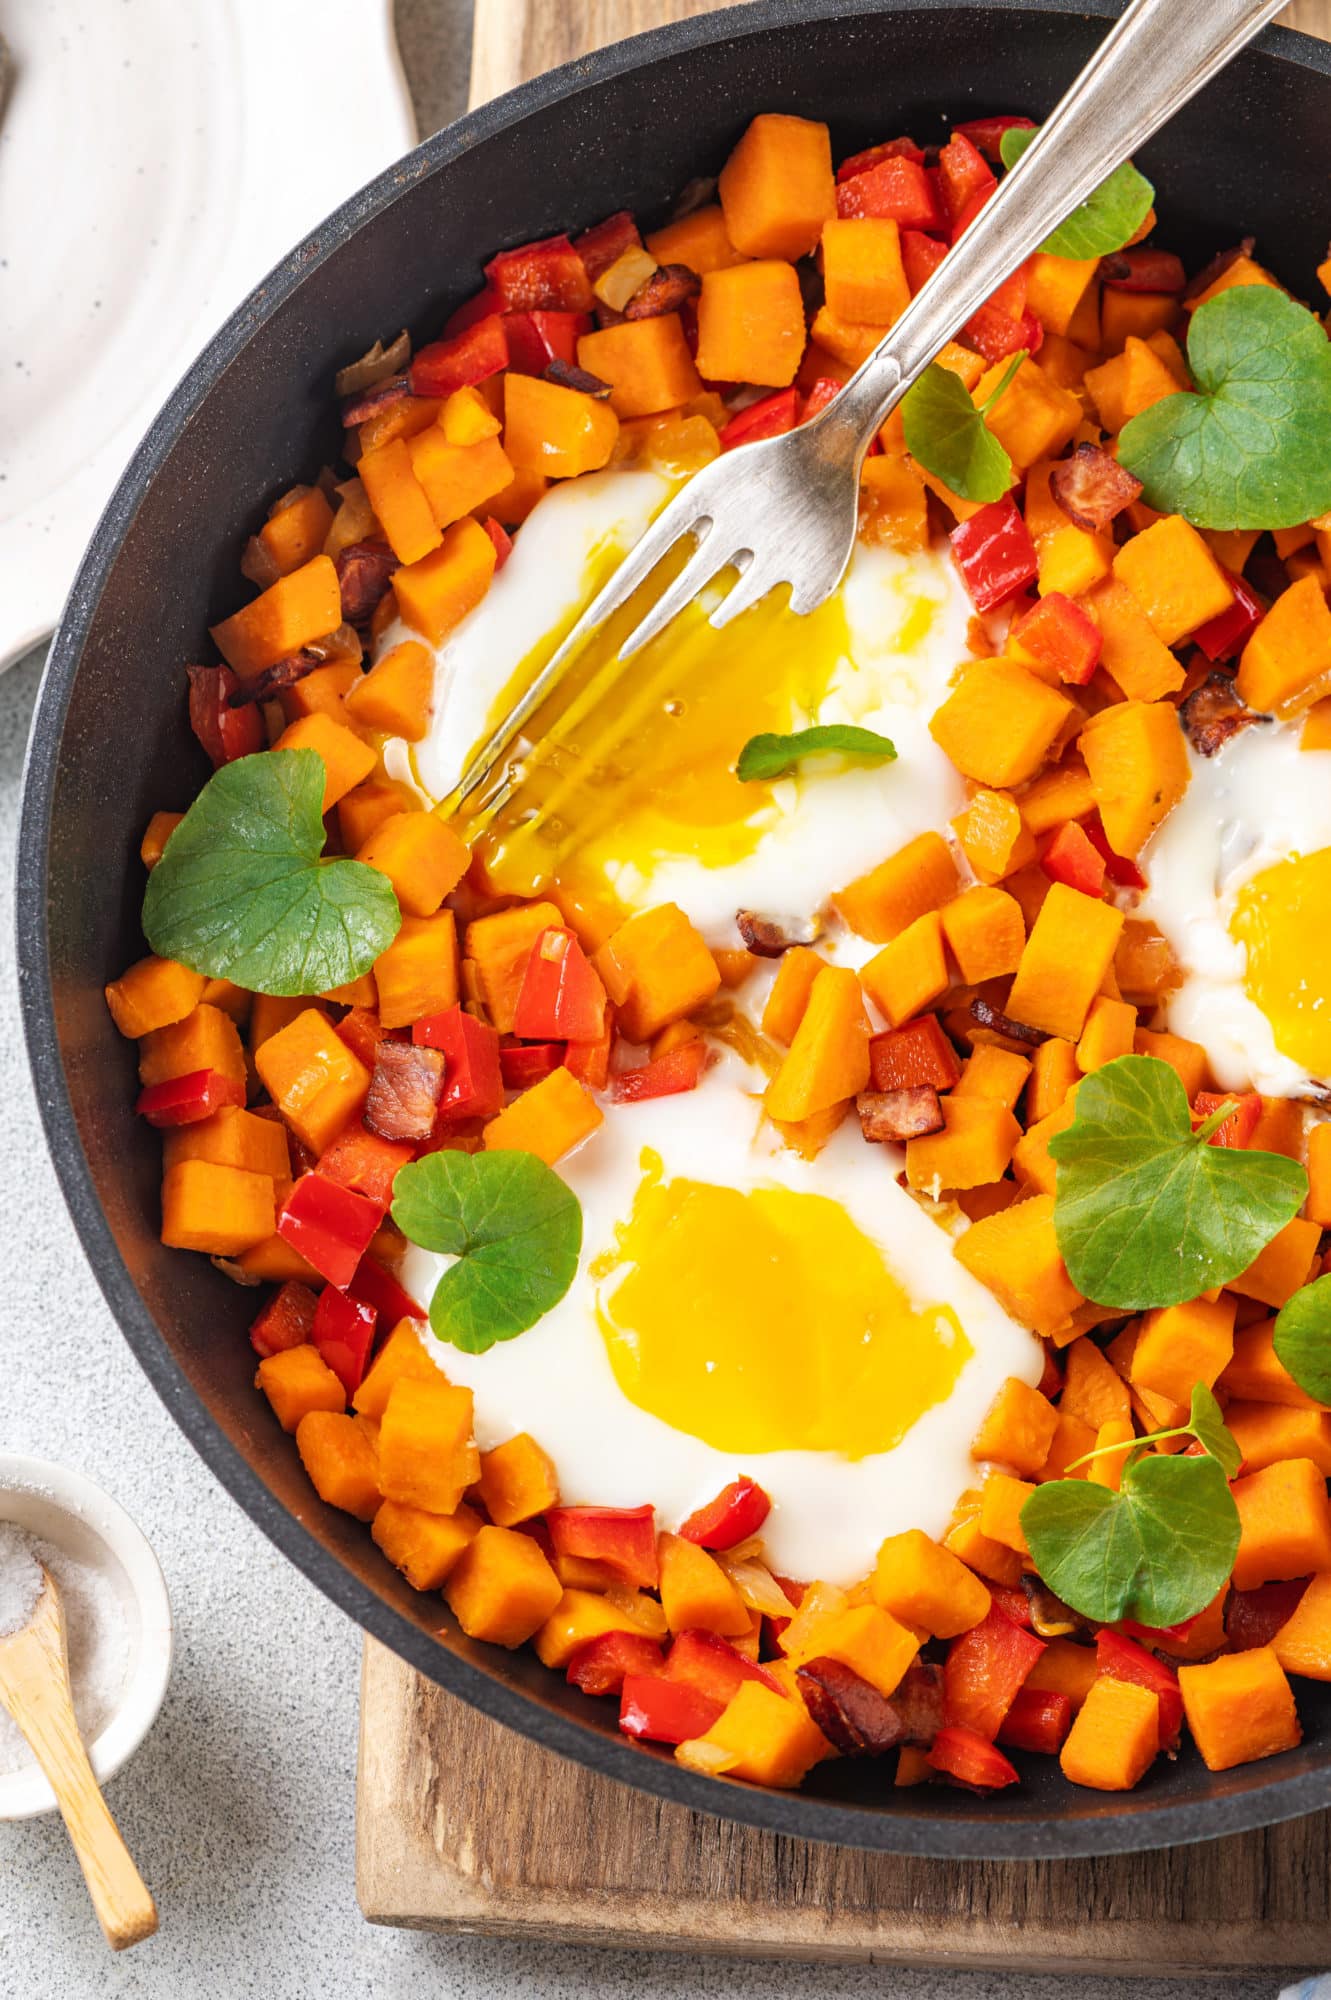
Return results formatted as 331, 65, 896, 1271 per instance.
501, 309, 591, 375
1194, 572, 1263, 663
317, 1120, 414, 1212
409, 315, 509, 397
1099, 247, 1187, 294
836, 155, 943, 230
513, 927, 607, 1043
679, 1477, 772, 1550
869, 1017, 962, 1093
334, 1006, 388, 1071
943, 1605, 1046, 1740
500, 1039, 566, 1090
481, 517, 513, 569
1118, 1611, 1201, 1649
1224, 1577, 1311, 1652
1082, 811, 1147, 891
963, 300, 1030, 364
249, 1280, 319, 1359
901, 228, 949, 297
1094, 1629, 1183, 1751
442, 284, 504, 337
1011, 591, 1102, 685
954, 114, 1037, 162
311, 1285, 378, 1397
800, 377, 843, 422
413, 1005, 504, 1120
937, 131, 997, 226
546, 1504, 659, 1589
1193, 1089, 1262, 1150
664, 1628, 780, 1705
566, 1629, 664, 1697
927, 1724, 1020, 1790
950, 497, 1039, 612
1039, 821, 1107, 898
187, 664, 263, 768
837, 136, 925, 182
987, 1584, 1035, 1631
564, 1009, 615, 1090
484, 234, 595, 314
572, 209, 642, 281
719, 387, 799, 452
950, 183, 998, 242
996, 1686, 1073, 1756
618, 1673, 724, 1745
135, 1067, 246, 1128
612, 1041, 708, 1103
349, 1251, 424, 1327
276, 1172, 382, 1290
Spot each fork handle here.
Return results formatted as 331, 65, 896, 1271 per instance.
824, 0, 1290, 451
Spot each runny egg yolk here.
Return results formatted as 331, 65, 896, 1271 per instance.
1231, 847, 1331, 1081
591, 1151, 973, 1458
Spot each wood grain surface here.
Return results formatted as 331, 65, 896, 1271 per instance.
358, 0, 1331, 1963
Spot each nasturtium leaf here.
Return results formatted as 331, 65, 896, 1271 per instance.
1020, 1451, 1240, 1628
736, 725, 898, 783
901, 361, 1016, 505
1274, 1272, 1331, 1404
1117, 287, 1331, 529
1048, 1055, 1307, 1310
391, 1149, 582, 1355
142, 749, 400, 997
1000, 125, 1154, 259
1184, 1383, 1243, 1480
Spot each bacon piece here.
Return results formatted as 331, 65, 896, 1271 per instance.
228, 650, 325, 705
735, 909, 822, 957
339, 371, 410, 427
1184, 236, 1257, 303
1099, 248, 1187, 294
971, 995, 1048, 1047
795, 1658, 906, 1756
856, 1086, 944, 1142
1180, 671, 1269, 757
335, 539, 400, 629
543, 358, 613, 399
1049, 443, 1144, 535
891, 1660, 945, 1745
365, 1041, 446, 1142
623, 263, 702, 321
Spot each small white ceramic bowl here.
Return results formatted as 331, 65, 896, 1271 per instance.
0, 1453, 172, 1820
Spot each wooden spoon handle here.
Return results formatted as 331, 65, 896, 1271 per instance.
5, 1671, 157, 1949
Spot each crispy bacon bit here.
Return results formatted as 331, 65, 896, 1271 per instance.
334, 330, 411, 400
335, 539, 401, 629
1050, 443, 1144, 535
1180, 671, 1269, 757
735, 910, 822, 957
1021, 1576, 1092, 1638
365, 1041, 446, 1142
339, 371, 411, 428
624, 263, 703, 321
892, 1661, 945, 1745
970, 995, 1048, 1047
795, 1657, 906, 1756
1184, 236, 1257, 303
856, 1086, 944, 1143
1099, 248, 1187, 294
228, 649, 325, 705
543, 358, 613, 399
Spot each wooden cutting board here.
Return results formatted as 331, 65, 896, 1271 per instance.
357, 0, 1331, 1967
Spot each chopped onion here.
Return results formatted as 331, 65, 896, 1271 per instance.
674, 1738, 736, 1775
717, 1553, 799, 1620
334, 328, 411, 399
594, 246, 658, 313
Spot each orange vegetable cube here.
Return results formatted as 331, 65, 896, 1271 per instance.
1024, 1638, 1098, 1709
257, 486, 335, 577
1025, 253, 1099, 336
591, 902, 720, 1042
281, 658, 363, 726
760, 945, 826, 1045
296, 1410, 380, 1521
372, 1498, 481, 1590
138, 1002, 247, 1089
1075, 994, 1137, 1072
1178, 1647, 1301, 1771
1232, 1458, 1331, 1589
1007, 882, 1125, 1039
1133, 1028, 1207, 1100
718, 112, 834, 259
199, 977, 251, 1025
248, 993, 312, 1054
821, 216, 910, 325
575, 316, 701, 420
1219, 1314, 1326, 1411
534, 1587, 667, 1669
444, 1524, 563, 1647
254, 1007, 371, 1154
1189, 251, 1282, 309
357, 438, 442, 564
1060, 1677, 1159, 1790
975, 357, 1081, 472
1018, 764, 1097, 838
1230, 1217, 1321, 1309
379, 1376, 479, 1514
161, 1159, 274, 1255
1238, 573, 1331, 717
978, 1471, 1035, 1556
940, 887, 1025, 984
1013, 1094, 1077, 1196
234, 1234, 321, 1284
503, 369, 622, 470
1271, 1571, 1331, 1679
905, 1096, 1021, 1192
355, 810, 469, 918
683, 1680, 830, 1787
463, 900, 563, 1034
255, 1342, 345, 1432
657, 1532, 751, 1637
477, 1433, 560, 1527
483, 1065, 603, 1165
1112, 515, 1233, 648
440, 383, 502, 445
1085, 1417, 1134, 1491
105, 956, 206, 1039
971, 1376, 1059, 1477
1028, 1036, 1081, 1122
162, 1103, 290, 1180
394, 517, 496, 647
765, 966, 870, 1121
872, 1529, 991, 1639
1080, 580, 1184, 701
210, 555, 342, 681
1130, 1295, 1236, 1405
951, 789, 1035, 885
1226, 1402, 1331, 1478
374, 911, 459, 1030
858, 453, 930, 553
929, 660, 1075, 788
338, 775, 416, 853
273, 712, 377, 811
1250, 1096, 1306, 1161
834, 831, 960, 945
645, 203, 742, 272
859, 909, 948, 1026
954, 1045, 1031, 1112
408, 427, 513, 528
695, 261, 807, 388
139, 810, 183, 871
343, 639, 433, 740
942, 1491, 1023, 1588
1306, 1123, 1331, 1230
806, 1603, 919, 1700
352, 1318, 435, 1419
1062, 1335, 1133, 1431
954, 1194, 1084, 1339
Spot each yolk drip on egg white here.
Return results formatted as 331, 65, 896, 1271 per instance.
593, 1150, 972, 1459
1231, 847, 1331, 1081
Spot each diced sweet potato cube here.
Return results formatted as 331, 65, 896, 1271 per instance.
1178, 1646, 1301, 1771
477, 1433, 560, 1527
975, 356, 1081, 473
860, 910, 949, 1027
1238, 574, 1331, 717
358, 438, 443, 564
1060, 1677, 1159, 1790
821, 217, 910, 326
379, 1376, 479, 1514
343, 639, 433, 740
483, 1063, 603, 1165
942, 1490, 1023, 1588
954, 1194, 1084, 1338
162, 1104, 289, 1180
1080, 699, 1189, 858
592, 902, 720, 1042
161, 1159, 275, 1256
534, 1586, 666, 1668
138, 1003, 247, 1089
1013, 1094, 1076, 1196
834, 831, 960, 945
645, 204, 742, 273
372, 1498, 481, 1589
1130, 1295, 1236, 1405
1271, 1571, 1331, 1679
353, 1318, 436, 1420
1219, 1315, 1325, 1411
1024, 1637, 1098, 1709
1006, 882, 1125, 1040
684, 1680, 830, 1787
445, 1524, 563, 1647
273, 712, 377, 812
930, 660, 1075, 789
296, 1410, 380, 1520
760, 945, 826, 1045
718, 112, 835, 260
578, 316, 702, 423
1025, 253, 1099, 337
1062, 1335, 1133, 1431
872, 1529, 990, 1639
804, 1603, 919, 1700
255, 1008, 371, 1155
1028, 1036, 1080, 1121
1075, 994, 1136, 1073
375, 912, 459, 1030
765, 967, 870, 1122
1226, 1402, 1331, 1478
971, 1376, 1059, 1477
940, 887, 1025, 984
394, 517, 496, 646
1232, 1459, 1331, 1589
1045, 1409, 1099, 1481
952, 789, 1035, 885
1080, 579, 1185, 703
905, 1096, 1021, 1192
355, 811, 469, 918
408, 428, 514, 528
256, 1342, 346, 1432
210, 555, 342, 681
1112, 515, 1233, 648
694, 261, 807, 388
1133, 1028, 1207, 1099
504, 369, 622, 469
1230, 1217, 1321, 1309
979, 1470, 1035, 1556
658, 1532, 750, 1636
465, 901, 564, 1033
105, 956, 206, 1039
1306, 1122, 1331, 1229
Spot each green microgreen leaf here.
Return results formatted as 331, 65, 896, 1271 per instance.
901, 358, 1019, 505
1067, 1382, 1242, 1481
391, 1150, 582, 1355
735, 726, 898, 783
1000, 125, 1155, 259
1020, 1450, 1239, 1627
1048, 1055, 1307, 1310
1274, 1272, 1331, 1404
1117, 287, 1331, 529
142, 749, 400, 997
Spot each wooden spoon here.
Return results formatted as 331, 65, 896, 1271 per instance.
0, 1563, 157, 1949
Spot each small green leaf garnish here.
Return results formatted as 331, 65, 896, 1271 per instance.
1020, 1449, 1239, 1628
1117, 286, 1331, 530
736, 725, 898, 783
901, 351, 1025, 504
1000, 125, 1154, 259
142, 749, 400, 997
1048, 1055, 1307, 1310
1273, 1272, 1331, 1404
1069, 1384, 1242, 1481
391, 1150, 582, 1354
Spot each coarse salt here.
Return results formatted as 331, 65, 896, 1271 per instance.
0, 1521, 130, 1778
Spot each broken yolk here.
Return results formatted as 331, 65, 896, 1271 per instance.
1232, 847, 1331, 1080
592, 1153, 973, 1458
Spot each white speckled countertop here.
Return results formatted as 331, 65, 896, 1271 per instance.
0, 0, 1300, 1990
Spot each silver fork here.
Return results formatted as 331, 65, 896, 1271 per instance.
441, 0, 1288, 821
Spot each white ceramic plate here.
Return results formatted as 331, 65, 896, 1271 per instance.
0, 0, 416, 670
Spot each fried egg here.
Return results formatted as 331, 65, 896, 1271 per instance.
1138, 722, 1331, 1098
